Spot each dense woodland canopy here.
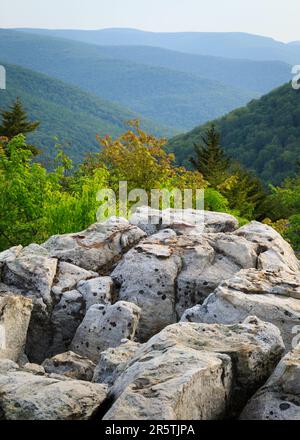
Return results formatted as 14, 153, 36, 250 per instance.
1, 101, 300, 253
168, 83, 300, 185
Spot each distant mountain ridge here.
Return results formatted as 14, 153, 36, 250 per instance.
0, 30, 258, 131
168, 82, 300, 185
0, 62, 172, 164
15, 28, 300, 64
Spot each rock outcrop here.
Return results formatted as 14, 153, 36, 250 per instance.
70, 301, 141, 362
0, 209, 300, 420
181, 268, 300, 351
42, 351, 95, 381
240, 345, 300, 420
0, 369, 107, 420
0, 294, 32, 362
103, 318, 284, 420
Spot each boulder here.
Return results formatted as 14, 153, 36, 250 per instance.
0, 370, 107, 420
77, 276, 114, 310
0, 246, 22, 276
112, 228, 260, 338
2, 244, 57, 306
71, 301, 141, 362
47, 290, 85, 357
129, 206, 239, 235
43, 351, 95, 381
234, 221, 300, 272
182, 268, 300, 351
112, 230, 181, 341
93, 339, 141, 385
51, 262, 98, 298
42, 217, 146, 273
103, 318, 284, 420
240, 345, 300, 420
0, 294, 33, 362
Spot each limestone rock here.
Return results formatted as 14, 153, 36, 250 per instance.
183, 268, 300, 351
112, 230, 181, 341
52, 262, 98, 297
47, 290, 85, 357
23, 363, 45, 375
71, 301, 141, 362
0, 370, 107, 420
0, 246, 22, 276
234, 221, 300, 272
2, 244, 57, 306
0, 294, 32, 362
42, 217, 146, 273
103, 318, 284, 420
240, 346, 300, 420
129, 206, 238, 235
77, 276, 114, 310
93, 339, 141, 385
0, 359, 19, 373
43, 351, 95, 381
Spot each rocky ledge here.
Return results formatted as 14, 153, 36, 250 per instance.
1, 207, 300, 420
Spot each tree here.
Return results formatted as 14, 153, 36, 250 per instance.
0, 98, 40, 156
89, 120, 205, 193
190, 125, 230, 186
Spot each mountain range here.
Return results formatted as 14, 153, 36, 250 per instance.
0, 30, 262, 131
0, 27, 298, 181
16, 28, 300, 64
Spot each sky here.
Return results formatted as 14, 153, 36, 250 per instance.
1, 0, 299, 43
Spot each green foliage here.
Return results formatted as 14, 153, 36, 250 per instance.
190, 125, 230, 186
0, 97, 40, 139
168, 83, 300, 185
0, 98, 40, 156
0, 135, 109, 250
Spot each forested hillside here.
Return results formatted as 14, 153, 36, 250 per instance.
90, 45, 290, 94
168, 83, 300, 185
0, 30, 257, 130
0, 62, 172, 163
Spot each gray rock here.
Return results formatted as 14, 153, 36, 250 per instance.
2, 244, 57, 306
77, 276, 114, 309
93, 340, 141, 385
104, 318, 284, 420
112, 230, 182, 341
47, 290, 85, 357
23, 363, 45, 375
42, 217, 146, 273
52, 262, 98, 297
0, 294, 33, 362
234, 221, 300, 272
43, 351, 95, 381
0, 359, 19, 373
183, 268, 300, 351
240, 345, 300, 420
0, 370, 107, 420
129, 206, 239, 235
71, 301, 141, 362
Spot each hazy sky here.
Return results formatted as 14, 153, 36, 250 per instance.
1, 0, 299, 42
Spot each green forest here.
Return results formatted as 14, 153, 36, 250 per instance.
168, 82, 300, 185
1, 99, 300, 254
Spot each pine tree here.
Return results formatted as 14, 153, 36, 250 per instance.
190, 125, 230, 185
0, 98, 40, 156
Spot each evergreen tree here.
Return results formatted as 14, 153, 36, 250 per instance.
190, 125, 230, 185
0, 98, 40, 156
